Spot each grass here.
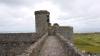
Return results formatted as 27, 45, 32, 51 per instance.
74, 33, 100, 53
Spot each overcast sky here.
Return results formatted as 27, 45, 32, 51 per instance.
0, 0, 100, 33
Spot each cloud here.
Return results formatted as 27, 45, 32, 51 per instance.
0, 0, 100, 33
51, 0, 100, 17
59, 17, 100, 33
51, 0, 100, 33
0, 3, 35, 33
0, 0, 38, 7
33, 1, 68, 24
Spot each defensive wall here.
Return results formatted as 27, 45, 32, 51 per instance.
0, 33, 39, 56
0, 33, 37, 42
57, 26, 73, 41
17, 32, 83, 56
0, 10, 74, 56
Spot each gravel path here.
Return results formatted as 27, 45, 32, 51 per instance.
39, 35, 66, 56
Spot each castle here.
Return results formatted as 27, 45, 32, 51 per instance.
0, 10, 73, 56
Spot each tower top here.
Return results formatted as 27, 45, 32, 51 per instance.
35, 10, 50, 15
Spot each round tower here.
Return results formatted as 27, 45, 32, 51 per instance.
34, 10, 50, 36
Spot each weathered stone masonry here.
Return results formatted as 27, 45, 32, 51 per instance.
0, 10, 73, 56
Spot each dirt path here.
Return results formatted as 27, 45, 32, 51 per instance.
39, 35, 66, 56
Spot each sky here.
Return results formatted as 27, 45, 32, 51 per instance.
0, 0, 100, 33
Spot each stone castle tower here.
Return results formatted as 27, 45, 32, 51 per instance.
35, 10, 50, 36
35, 10, 73, 41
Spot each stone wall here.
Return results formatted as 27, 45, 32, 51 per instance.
0, 41, 32, 56
56, 33, 83, 56
0, 33, 39, 56
35, 10, 50, 36
0, 33, 37, 42
16, 33, 48, 56
57, 26, 73, 41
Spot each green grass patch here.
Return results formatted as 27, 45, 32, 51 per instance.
74, 33, 100, 53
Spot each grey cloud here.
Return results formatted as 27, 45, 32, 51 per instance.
57, 17, 100, 33
0, 0, 40, 7
52, 0, 100, 16
50, 0, 100, 33
0, 0, 100, 33
0, 3, 35, 33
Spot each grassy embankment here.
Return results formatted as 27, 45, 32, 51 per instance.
74, 33, 100, 53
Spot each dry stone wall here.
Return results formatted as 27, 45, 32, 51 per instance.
0, 33, 39, 56
0, 33, 37, 42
